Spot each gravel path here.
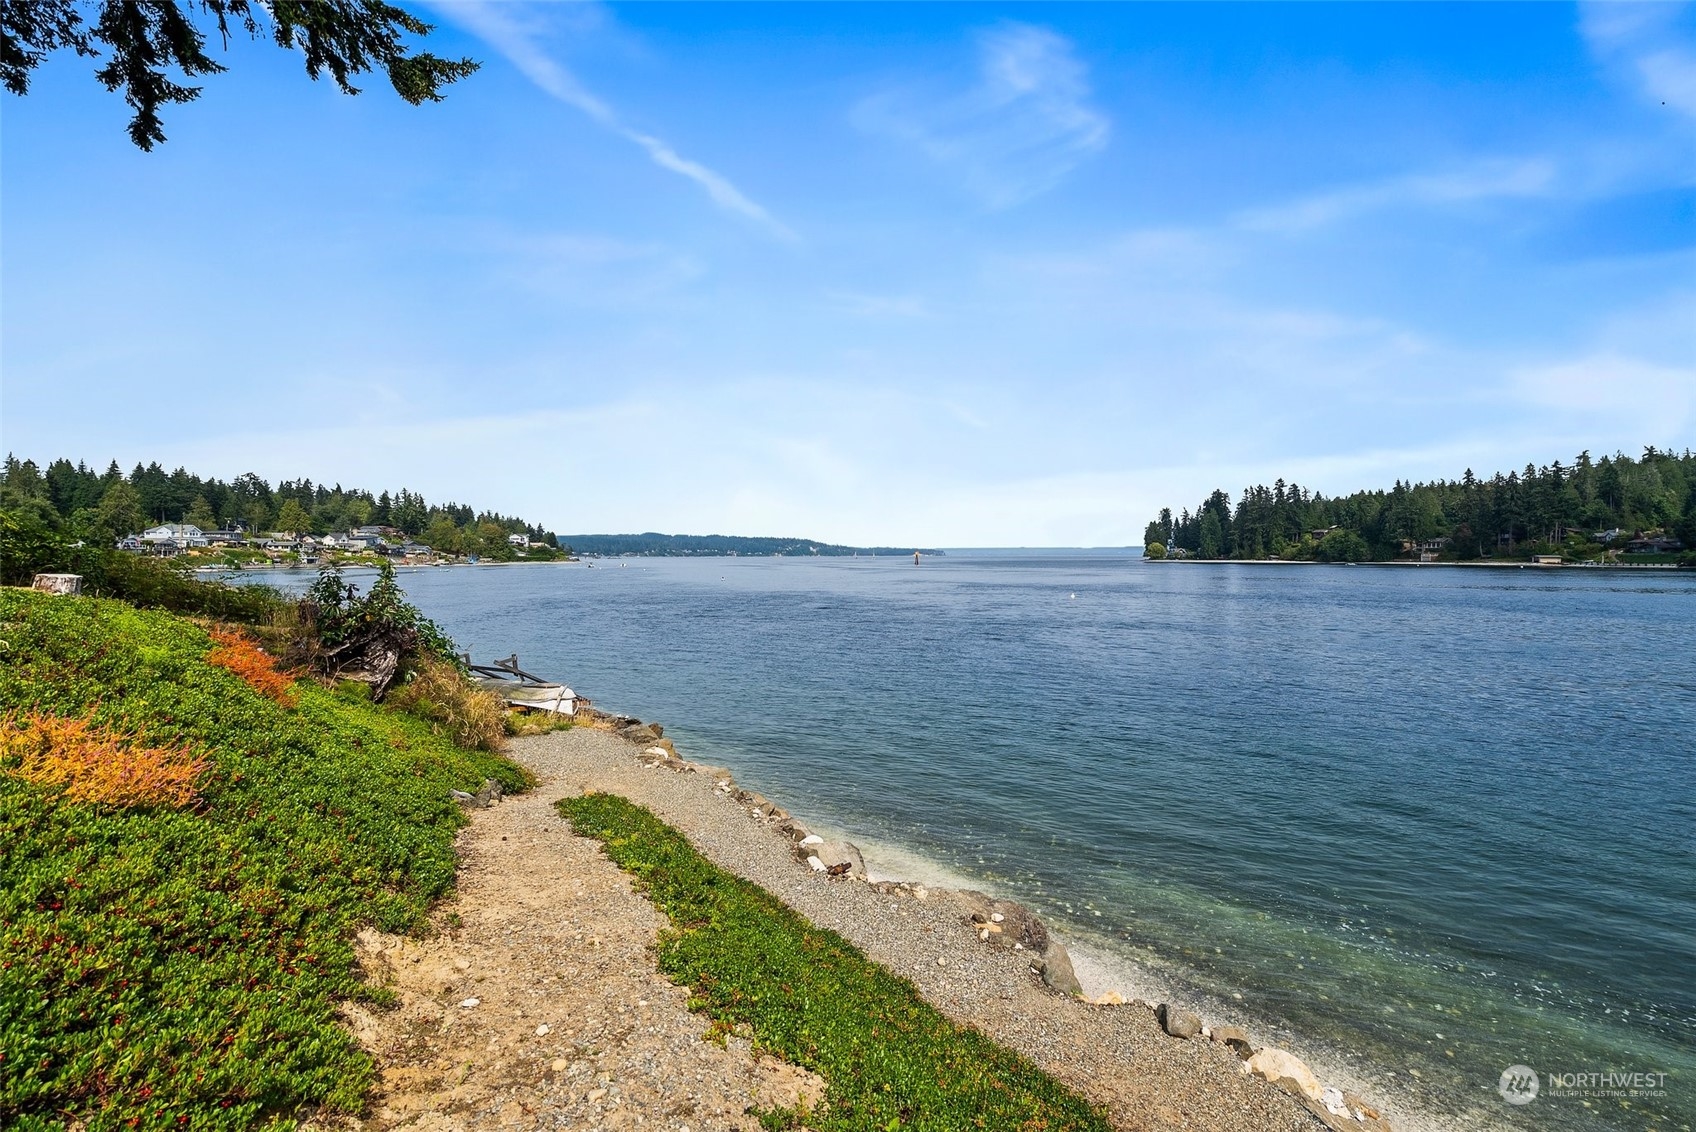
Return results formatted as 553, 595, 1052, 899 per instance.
341, 725, 1342, 1132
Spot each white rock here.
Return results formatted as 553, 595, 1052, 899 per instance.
551, 1058, 569, 1072
807, 856, 827, 872
936, 956, 947, 966
1246, 1048, 1324, 1102
1321, 1086, 1348, 1115
798, 834, 824, 847
990, 912, 1005, 923
979, 929, 990, 941
459, 997, 480, 1009
586, 1087, 608, 1103
536, 1024, 551, 1036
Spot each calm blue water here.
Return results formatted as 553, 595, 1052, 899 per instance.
253, 556, 1696, 1129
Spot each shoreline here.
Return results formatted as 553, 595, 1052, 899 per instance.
1146, 557, 1686, 571
552, 710, 1482, 1132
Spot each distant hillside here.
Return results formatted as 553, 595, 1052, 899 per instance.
561, 533, 943, 557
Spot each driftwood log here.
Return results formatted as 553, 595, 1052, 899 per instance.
295, 596, 418, 701
316, 625, 416, 700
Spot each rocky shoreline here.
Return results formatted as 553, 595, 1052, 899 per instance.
520, 707, 1402, 1132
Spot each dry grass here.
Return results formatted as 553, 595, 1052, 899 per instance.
505, 708, 576, 736
0, 710, 209, 808
387, 657, 508, 752
207, 627, 298, 706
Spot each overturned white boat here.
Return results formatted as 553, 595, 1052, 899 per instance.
466, 653, 579, 716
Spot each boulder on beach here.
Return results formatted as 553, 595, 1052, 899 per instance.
1038, 941, 1082, 996
1209, 1024, 1254, 1058
469, 778, 503, 808
956, 891, 1049, 953
618, 722, 663, 746
808, 839, 865, 879
1157, 1003, 1202, 1039
1245, 1047, 1323, 1103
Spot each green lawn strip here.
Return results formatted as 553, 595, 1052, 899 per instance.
557, 792, 1112, 1132
0, 590, 527, 1131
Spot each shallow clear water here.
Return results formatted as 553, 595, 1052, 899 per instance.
255, 556, 1696, 1129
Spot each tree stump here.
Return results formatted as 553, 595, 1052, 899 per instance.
32, 574, 83, 596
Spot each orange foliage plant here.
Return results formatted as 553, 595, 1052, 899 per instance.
0, 711, 209, 808
207, 628, 298, 706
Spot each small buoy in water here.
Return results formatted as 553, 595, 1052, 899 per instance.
1069, 593, 1076, 599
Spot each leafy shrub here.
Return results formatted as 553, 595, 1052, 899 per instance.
300, 562, 460, 698
0, 590, 527, 1130
0, 711, 208, 808
386, 656, 507, 752
206, 629, 298, 707
0, 509, 283, 623
559, 792, 1111, 1132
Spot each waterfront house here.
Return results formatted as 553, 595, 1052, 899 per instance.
507, 533, 528, 548
1531, 555, 1563, 566
141, 523, 208, 547
1626, 536, 1685, 554
1311, 526, 1340, 541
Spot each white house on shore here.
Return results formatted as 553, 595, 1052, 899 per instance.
140, 523, 208, 548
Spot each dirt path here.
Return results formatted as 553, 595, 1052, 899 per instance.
337, 759, 822, 1132
338, 726, 1341, 1132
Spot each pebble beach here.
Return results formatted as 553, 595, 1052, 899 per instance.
336, 723, 1405, 1132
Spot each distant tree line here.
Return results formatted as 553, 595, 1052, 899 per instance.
0, 455, 566, 559
1143, 447, 1696, 563
561, 533, 942, 557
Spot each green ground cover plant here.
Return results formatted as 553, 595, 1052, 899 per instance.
0, 589, 527, 1130
558, 792, 1111, 1132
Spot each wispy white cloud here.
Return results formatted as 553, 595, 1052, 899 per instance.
853, 22, 1109, 208
1511, 353, 1696, 434
437, 2, 792, 238
481, 229, 706, 305
1580, 1, 1696, 119
1235, 158, 1558, 234
823, 290, 931, 318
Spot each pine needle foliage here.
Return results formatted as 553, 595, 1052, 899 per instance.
558, 792, 1112, 1132
205, 628, 297, 707
0, 710, 208, 808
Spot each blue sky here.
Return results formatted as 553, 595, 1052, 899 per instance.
3, 2, 1692, 545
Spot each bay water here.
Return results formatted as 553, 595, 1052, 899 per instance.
253, 555, 1695, 1130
